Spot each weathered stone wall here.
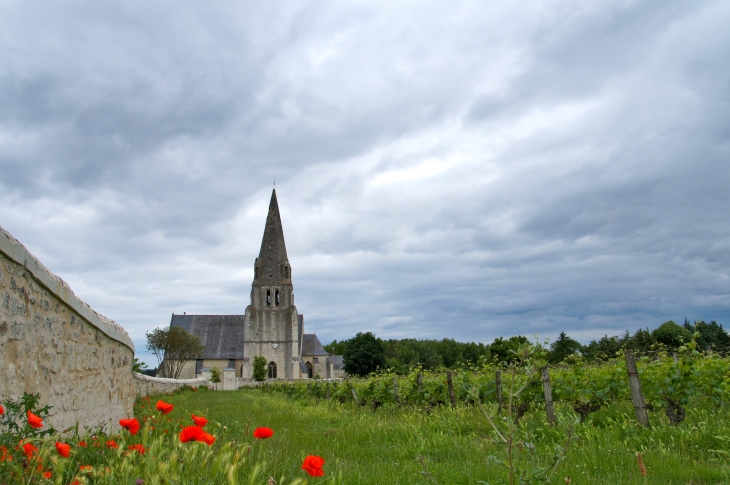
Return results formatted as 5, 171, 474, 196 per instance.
131, 373, 209, 396
0, 226, 136, 432
175, 358, 244, 380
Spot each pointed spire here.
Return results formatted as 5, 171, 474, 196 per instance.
254, 189, 290, 285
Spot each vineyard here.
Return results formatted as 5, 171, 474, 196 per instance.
264, 342, 730, 428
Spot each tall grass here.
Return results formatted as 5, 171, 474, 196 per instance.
166, 388, 730, 484
2, 387, 729, 484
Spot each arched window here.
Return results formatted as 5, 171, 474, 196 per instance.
285, 266, 290, 279
254, 266, 258, 279
305, 361, 313, 379
266, 290, 271, 306
275, 290, 280, 306
268, 361, 277, 379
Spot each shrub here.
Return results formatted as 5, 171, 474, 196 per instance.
253, 355, 267, 382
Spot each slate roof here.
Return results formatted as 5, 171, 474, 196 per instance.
327, 355, 343, 370
169, 314, 246, 359
301, 333, 330, 356
254, 189, 290, 286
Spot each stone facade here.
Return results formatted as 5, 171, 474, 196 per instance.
0, 225, 136, 432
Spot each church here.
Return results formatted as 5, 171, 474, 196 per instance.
169, 189, 344, 380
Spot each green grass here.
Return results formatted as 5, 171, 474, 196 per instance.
162, 387, 730, 484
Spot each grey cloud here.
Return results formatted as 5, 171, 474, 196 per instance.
0, 0, 728, 366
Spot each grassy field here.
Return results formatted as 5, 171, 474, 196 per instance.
160, 387, 730, 484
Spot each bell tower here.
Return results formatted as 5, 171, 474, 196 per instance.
244, 189, 300, 378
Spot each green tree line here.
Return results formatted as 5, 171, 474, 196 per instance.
325, 319, 729, 377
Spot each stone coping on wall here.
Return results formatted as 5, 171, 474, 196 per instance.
0, 225, 134, 351
132, 372, 209, 385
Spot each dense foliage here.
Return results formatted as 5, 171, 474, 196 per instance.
324, 319, 729, 373
342, 331, 386, 377
268, 340, 730, 429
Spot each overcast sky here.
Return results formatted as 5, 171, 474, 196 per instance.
1, 0, 728, 367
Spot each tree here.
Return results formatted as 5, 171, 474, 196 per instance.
626, 327, 655, 352
417, 343, 443, 370
489, 336, 529, 364
343, 332, 386, 377
652, 321, 693, 350
547, 332, 582, 364
684, 320, 730, 352
146, 326, 206, 379
323, 339, 349, 355
438, 338, 464, 368
583, 334, 626, 361
132, 357, 148, 374
210, 366, 221, 390
253, 355, 267, 382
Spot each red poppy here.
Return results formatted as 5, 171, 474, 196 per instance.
27, 410, 43, 429
179, 426, 215, 446
0, 404, 4, 415
253, 427, 274, 439
77, 441, 87, 447
180, 425, 206, 443
0, 446, 12, 462
71, 480, 82, 485
302, 455, 325, 477
119, 418, 140, 435
105, 440, 118, 449
156, 400, 174, 414
55, 442, 71, 458
191, 414, 208, 427
80, 465, 93, 475
22, 442, 38, 458
43, 471, 52, 479
127, 444, 146, 455
202, 432, 216, 445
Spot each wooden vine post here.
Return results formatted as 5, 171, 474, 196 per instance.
625, 350, 650, 428
446, 372, 456, 409
347, 378, 359, 405
541, 366, 556, 425
326, 382, 330, 399
393, 377, 400, 404
417, 372, 424, 394
496, 369, 503, 414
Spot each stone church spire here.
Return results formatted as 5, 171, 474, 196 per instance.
253, 189, 291, 286
246, 188, 299, 379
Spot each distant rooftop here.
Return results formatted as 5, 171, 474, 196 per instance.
301, 334, 330, 356
170, 314, 246, 359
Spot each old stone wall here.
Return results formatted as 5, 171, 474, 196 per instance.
0, 226, 136, 432
131, 373, 209, 396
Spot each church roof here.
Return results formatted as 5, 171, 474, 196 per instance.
170, 314, 246, 359
255, 189, 290, 286
327, 355, 343, 370
301, 333, 330, 356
